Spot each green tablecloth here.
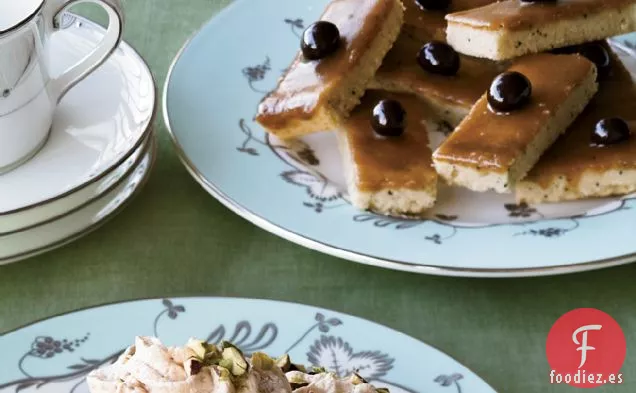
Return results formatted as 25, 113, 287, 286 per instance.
1, 1, 634, 391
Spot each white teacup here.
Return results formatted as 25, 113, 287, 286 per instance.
0, 0, 124, 174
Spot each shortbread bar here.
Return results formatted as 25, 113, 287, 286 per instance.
446, 0, 636, 60
403, 0, 496, 40
372, 30, 505, 127
517, 45, 636, 203
372, 0, 504, 126
433, 54, 598, 193
338, 91, 437, 216
255, 0, 404, 139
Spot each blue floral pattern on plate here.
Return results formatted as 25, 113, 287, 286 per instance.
0, 298, 497, 393
164, 0, 636, 276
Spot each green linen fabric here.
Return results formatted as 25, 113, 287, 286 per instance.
0, 1, 634, 392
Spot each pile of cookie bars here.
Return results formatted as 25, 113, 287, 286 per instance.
255, 0, 636, 217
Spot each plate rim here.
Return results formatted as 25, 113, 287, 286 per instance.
0, 133, 157, 265
0, 131, 154, 236
162, 2, 636, 278
0, 13, 157, 217
0, 295, 498, 392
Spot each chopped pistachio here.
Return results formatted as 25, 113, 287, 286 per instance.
287, 375, 307, 385
351, 372, 368, 385
214, 366, 232, 381
251, 352, 275, 371
290, 382, 309, 390
220, 341, 243, 353
186, 338, 208, 360
376, 388, 390, 393
308, 366, 327, 375
219, 358, 234, 371
203, 345, 222, 365
222, 346, 249, 376
276, 354, 292, 372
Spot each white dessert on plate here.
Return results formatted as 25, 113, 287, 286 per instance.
86, 337, 387, 393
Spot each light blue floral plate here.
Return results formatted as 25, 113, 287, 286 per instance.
163, 0, 636, 277
0, 297, 497, 393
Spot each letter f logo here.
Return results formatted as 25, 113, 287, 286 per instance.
573, 325, 603, 368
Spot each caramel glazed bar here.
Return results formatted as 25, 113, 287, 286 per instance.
338, 91, 438, 216
255, 0, 405, 139
446, 0, 636, 60
433, 53, 598, 193
371, 0, 506, 127
517, 43, 636, 203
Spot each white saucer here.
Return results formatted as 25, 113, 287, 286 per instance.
0, 134, 156, 264
0, 13, 155, 233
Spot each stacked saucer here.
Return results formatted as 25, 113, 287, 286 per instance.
0, 14, 156, 264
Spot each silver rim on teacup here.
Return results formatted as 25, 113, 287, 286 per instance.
163, 20, 636, 278
0, 14, 156, 219
0, 0, 124, 174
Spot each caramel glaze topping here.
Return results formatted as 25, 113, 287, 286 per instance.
255, 0, 395, 130
377, 30, 505, 108
403, 0, 447, 40
344, 91, 437, 192
378, 0, 505, 109
446, 0, 635, 31
433, 54, 596, 172
523, 46, 636, 188
404, 0, 495, 39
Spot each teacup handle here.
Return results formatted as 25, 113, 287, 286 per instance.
43, 0, 124, 103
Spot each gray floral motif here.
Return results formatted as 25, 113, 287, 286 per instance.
515, 218, 581, 238
204, 320, 278, 355
4, 327, 123, 392
284, 18, 305, 38
30, 335, 88, 359
284, 312, 343, 354
307, 336, 393, 380
153, 299, 185, 336
242, 57, 271, 93
237, 121, 321, 168
353, 214, 459, 244
504, 203, 540, 218
315, 312, 343, 332
353, 214, 423, 230
237, 119, 262, 156
520, 228, 570, 237
17, 333, 92, 378
424, 227, 459, 245
435, 374, 464, 392
282, 171, 342, 203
